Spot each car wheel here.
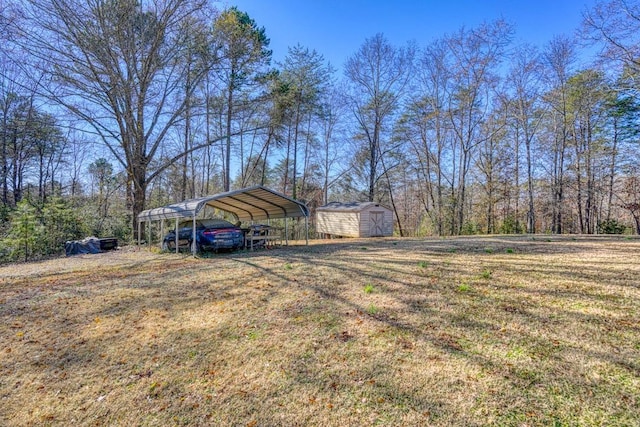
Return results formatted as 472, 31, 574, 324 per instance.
191, 240, 201, 254
161, 240, 170, 251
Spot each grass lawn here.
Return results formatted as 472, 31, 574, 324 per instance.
1, 235, 639, 426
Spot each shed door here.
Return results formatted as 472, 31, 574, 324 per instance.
369, 211, 385, 236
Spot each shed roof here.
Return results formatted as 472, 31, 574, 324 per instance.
317, 201, 391, 212
137, 185, 309, 222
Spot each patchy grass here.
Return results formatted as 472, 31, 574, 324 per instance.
457, 283, 471, 292
1, 236, 639, 426
480, 268, 492, 279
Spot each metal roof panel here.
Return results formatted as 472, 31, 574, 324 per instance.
138, 186, 309, 222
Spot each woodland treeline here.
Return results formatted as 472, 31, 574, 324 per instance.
1, 0, 640, 260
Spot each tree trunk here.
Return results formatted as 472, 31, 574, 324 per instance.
283, 125, 292, 194
130, 164, 147, 241
368, 120, 380, 203
225, 77, 234, 192
526, 135, 535, 233
607, 120, 619, 221
292, 102, 301, 199
1, 104, 9, 207
514, 124, 520, 233
182, 68, 191, 200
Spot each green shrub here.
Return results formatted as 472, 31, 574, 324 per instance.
40, 197, 85, 255
2, 197, 85, 261
461, 221, 479, 235
598, 219, 625, 234
500, 215, 523, 234
3, 200, 42, 262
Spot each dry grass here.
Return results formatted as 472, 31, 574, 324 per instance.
1, 235, 639, 426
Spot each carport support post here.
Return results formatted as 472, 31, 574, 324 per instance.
285, 218, 288, 246
191, 214, 197, 256
305, 216, 309, 246
137, 220, 142, 247
160, 220, 164, 250
175, 218, 179, 254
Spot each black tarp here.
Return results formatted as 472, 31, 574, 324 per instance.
98, 238, 118, 251
65, 237, 102, 256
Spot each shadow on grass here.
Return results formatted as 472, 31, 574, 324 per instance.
1, 235, 639, 425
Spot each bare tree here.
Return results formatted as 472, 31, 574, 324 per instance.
620, 172, 640, 234
507, 43, 545, 233
407, 38, 453, 236
317, 84, 349, 205
345, 34, 413, 204
12, 0, 213, 235
566, 69, 608, 234
583, 0, 640, 76
444, 20, 513, 234
583, 0, 640, 233
476, 97, 510, 234
543, 35, 577, 234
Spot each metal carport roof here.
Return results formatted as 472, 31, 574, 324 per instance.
137, 185, 309, 223
137, 186, 309, 254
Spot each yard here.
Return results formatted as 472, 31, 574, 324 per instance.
0, 236, 639, 426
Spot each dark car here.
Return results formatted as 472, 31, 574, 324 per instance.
162, 219, 244, 252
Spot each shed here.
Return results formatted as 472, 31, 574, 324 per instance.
316, 202, 394, 238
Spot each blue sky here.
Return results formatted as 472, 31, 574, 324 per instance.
225, 0, 598, 69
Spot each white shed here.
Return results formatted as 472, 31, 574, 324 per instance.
316, 202, 394, 238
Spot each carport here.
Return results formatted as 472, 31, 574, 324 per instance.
137, 185, 310, 254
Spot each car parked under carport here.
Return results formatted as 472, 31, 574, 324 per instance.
137, 185, 310, 255
162, 219, 243, 253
